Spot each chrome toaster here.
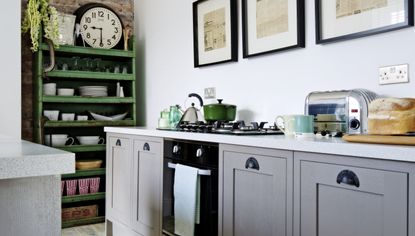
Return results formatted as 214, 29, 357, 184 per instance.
305, 89, 378, 136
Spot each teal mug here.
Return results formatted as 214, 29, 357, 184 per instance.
276, 115, 314, 136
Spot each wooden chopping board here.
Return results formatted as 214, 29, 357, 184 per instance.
343, 134, 415, 146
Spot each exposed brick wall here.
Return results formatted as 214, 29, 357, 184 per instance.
21, 0, 134, 141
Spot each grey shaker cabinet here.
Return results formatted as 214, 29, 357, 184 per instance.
294, 151, 413, 236
219, 144, 293, 236
132, 137, 163, 236
106, 133, 163, 236
106, 135, 133, 227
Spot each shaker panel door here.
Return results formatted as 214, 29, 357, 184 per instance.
298, 160, 408, 236
106, 136, 133, 227
221, 145, 292, 236
132, 138, 163, 236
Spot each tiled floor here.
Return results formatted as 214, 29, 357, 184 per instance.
61, 223, 105, 236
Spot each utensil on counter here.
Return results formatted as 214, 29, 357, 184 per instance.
343, 134, 415, 146
204, 99, 236, 122
178, 93, 204, 124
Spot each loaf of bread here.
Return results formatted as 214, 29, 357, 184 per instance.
368, 98, 415, 135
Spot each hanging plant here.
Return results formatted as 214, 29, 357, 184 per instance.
22, 0, 60, 52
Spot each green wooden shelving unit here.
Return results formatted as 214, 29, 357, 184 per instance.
33, 36, 137, 228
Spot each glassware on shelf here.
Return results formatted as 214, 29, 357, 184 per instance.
72, 56, 81, 71
122, 65, 128, 74
113, 65, 120, 74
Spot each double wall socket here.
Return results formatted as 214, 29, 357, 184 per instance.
204, 87, 216, 99
379, 64, 409, 85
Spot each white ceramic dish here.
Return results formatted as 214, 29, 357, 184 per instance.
76, 136, 105, 145
76, 115, 89, 121
57, 88, 75, 96
61, 113, 75, 121
90, 111, 128, 121
45, 134, 74, 146
43, 83, 57, 96
44, 110, 60, 121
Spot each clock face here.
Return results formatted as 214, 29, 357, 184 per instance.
80, 7, 123, 49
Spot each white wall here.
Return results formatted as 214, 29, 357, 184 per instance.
135, 1, 415, 127
0, 1, 21, 138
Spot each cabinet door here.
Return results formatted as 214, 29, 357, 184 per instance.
132, 137, 163, 236
220, 144, 293, 236
295, 153, 408, 236
106, 135, 133, 227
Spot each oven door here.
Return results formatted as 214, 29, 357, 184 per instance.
162, 159, 218, 236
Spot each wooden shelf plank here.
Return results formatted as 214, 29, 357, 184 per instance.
43, 96, 134, 104
62, 168, 106, 179
62, 192, 105, 204
45, 120, 134, 128
62, 216, 105, 228
46, 70, 134, 81
41, 43, 134, 58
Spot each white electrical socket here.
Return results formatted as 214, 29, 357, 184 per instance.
379, 64, 409, 85
204, 87, 216, 99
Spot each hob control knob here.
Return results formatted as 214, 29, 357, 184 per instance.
173, 145, 181, 154
350, 119, 361, 130
196, 147, 204, 158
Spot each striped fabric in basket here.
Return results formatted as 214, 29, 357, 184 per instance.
66, 179, 77, 196
89, 177, 100, 193
78, 178, 90, 195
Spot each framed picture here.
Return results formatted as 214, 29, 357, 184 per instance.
242, 0, 305, 58
316, 0, 414, 44
193, 0, 237, 67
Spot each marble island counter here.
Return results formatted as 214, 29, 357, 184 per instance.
0, 136, 75, 236
0, 138, 75, 179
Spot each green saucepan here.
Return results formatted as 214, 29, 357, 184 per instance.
203, 99, 237, 122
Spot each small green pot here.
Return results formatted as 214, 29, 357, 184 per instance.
203, 99, 236, 122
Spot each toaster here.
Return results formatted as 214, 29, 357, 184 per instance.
305, 89, 378, 135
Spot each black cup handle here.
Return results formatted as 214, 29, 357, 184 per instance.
143, 142, 150, 151
336, 170, 360, 188
189, 93, 203, 107
245, 157, 260, 170
116, 139, 121, 146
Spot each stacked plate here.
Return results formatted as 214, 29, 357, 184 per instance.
79, 86, 108, 97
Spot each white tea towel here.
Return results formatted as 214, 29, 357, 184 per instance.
174, 164, 199, 236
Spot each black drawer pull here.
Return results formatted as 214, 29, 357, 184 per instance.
116, 139, 121, 146
143, 142, 150, 151
245, 157, 260, 170
336, 170, 360, 188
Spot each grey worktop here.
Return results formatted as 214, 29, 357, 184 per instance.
104, 127, 415, 162
0, 136, 75, 180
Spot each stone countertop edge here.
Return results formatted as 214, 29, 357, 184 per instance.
104, 126, 415, 163
0, 140, 75, 180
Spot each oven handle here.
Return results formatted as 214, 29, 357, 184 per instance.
167, 162, 211, 176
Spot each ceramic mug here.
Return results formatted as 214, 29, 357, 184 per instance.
44, 134, 75, 146
276, 115, 314, 136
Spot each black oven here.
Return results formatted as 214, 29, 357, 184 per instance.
162, 139, 218, 236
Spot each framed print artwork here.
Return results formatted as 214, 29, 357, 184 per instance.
193, 0, 238, 67
316, 0, 414, 44
242, 0, 305, 58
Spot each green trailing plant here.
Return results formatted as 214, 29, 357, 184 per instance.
22, 0, 60, 52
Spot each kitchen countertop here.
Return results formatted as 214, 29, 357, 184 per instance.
105, 127, 415, 162
0, 137, 75, 180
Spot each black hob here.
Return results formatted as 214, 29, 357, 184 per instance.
168, 121, 283, 135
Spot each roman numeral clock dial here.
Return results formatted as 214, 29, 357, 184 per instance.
79, 6, 123, 49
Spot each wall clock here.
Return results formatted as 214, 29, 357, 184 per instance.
76, 3, 123, 49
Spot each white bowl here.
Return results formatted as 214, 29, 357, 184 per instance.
44, 110, 59, 121
76, 136, 105, 145
90, 112, 128, 121
76, 115, 88, 121
43, 83, 57, 96
61, 113, 75, 121
57, 88, 74, 96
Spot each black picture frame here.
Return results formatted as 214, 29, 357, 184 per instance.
316, 0, 414, 44
193, 0, 238, 67
242, 0, 305, 58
